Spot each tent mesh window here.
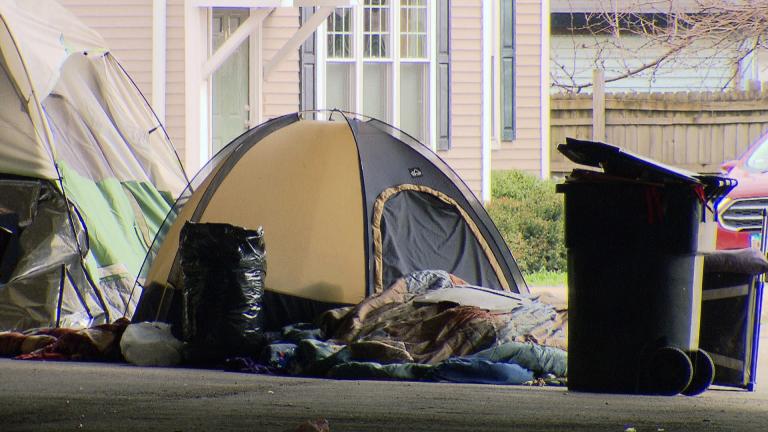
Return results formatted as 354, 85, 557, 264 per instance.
371, 184, 509, 293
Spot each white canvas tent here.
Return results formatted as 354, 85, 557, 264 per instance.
0, 0, 187, 330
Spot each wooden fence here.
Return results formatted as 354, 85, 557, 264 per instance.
550, 83, 768, 175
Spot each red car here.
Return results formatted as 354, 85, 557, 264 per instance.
717, 132, 768, 250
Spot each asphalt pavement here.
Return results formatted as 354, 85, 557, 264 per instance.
0, 286, 766, 432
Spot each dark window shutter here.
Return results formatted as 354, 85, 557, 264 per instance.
300, 7, 316, 115
501, 0, 515, 141
437, 0, 451, 151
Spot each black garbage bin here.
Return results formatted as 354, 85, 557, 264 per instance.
557, 138, 736, 396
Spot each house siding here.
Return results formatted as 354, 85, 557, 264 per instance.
166, 0, 185, 164
440, 0, 483, 194
262, 8, 301, 119
493, 0, 543, 176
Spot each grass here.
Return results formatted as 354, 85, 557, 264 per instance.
524, 270, 567, 287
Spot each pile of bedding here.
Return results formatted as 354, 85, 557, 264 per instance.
0, 271, 568, 386
237, 271, 568, 385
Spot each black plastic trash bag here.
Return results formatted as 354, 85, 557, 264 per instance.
180, 222, 266, 362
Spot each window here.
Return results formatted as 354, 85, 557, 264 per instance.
363, 0, 392, 123
364, 0, 389, 58
327, 63, 353, 112
327, 8, 352, 59
364, 63, 389, 121
400, 63, 426, 141
399, 0, 427, 141
325, 8, 354, 113
500, 0, 515, 141
400, 0, 426, 59
313, 2, 441, 146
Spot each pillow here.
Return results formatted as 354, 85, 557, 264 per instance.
703, 248, 768, 275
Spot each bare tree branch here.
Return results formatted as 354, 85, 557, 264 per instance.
552, 0, 768, 92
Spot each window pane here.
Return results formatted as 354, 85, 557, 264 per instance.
416, 36, 424, 58
417, 7, 426, 32
363, 63, 389, 121
405, 35, 413, 57
345, 8, 352, 31
409, 9, 418, 32
400, 63, 426, 141
327, 63, 352, 112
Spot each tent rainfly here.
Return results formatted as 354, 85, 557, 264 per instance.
0, 0, 187, 330
134, 112, 528, 329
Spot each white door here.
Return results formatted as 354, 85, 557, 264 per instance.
212, 8, 250, 154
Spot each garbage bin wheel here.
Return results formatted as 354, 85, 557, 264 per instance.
639, 346, 694, 396
681, 349, 715, 396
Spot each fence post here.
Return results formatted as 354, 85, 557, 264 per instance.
592, 69, 606, 142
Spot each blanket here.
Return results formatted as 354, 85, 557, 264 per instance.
3, 318, 130, 361
278, 271, 568, 383
320, 270, 567, 363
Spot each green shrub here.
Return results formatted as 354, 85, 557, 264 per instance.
486, 170, 566, 274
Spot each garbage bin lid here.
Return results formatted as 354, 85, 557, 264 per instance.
558, 138, 737, 201
558, 138, 702, 184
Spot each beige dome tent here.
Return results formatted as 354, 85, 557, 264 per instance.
0, 0, 187, 329
134, 112, 527, 329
